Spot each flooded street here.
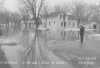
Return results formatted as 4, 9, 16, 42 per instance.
0, 30, 78, 68
1, 45, 25, 68
0, 30, 100, 68
0, 0, 100, 68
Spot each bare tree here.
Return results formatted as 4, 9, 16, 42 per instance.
71, 2, 93, 26
19, 0, 46, 68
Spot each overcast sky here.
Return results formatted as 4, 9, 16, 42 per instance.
0, 0, 100, 13
46, 0, 100, 7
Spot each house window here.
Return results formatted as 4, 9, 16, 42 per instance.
64, 22, 66, 27
93, 24, 96, 29
61, 22, 63, 26
54, 21, 55, 24
49, 21, 51, 25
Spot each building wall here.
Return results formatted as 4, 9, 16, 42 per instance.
41, 15, 78, 31
65, 20, 77, 28
42, 16, 63, 31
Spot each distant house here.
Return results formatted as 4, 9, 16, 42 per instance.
41, 12, 78, 30
41, 12, 63, 31
65, 19, 77, 28
65, 15, 78, 28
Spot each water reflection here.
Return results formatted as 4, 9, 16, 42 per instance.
39, 30, 79, 41
0, 46, 12, 68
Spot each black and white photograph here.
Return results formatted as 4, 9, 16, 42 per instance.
0, 0, 100, 68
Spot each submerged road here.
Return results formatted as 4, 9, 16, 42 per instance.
0, 31, 100, 68
0, 32, 73, 68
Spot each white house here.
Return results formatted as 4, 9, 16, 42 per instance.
41, 12, 78, 31
41, 12, 63, 31
65, 20, 78, 29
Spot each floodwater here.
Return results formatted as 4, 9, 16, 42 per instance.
0, 30, 99, 68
